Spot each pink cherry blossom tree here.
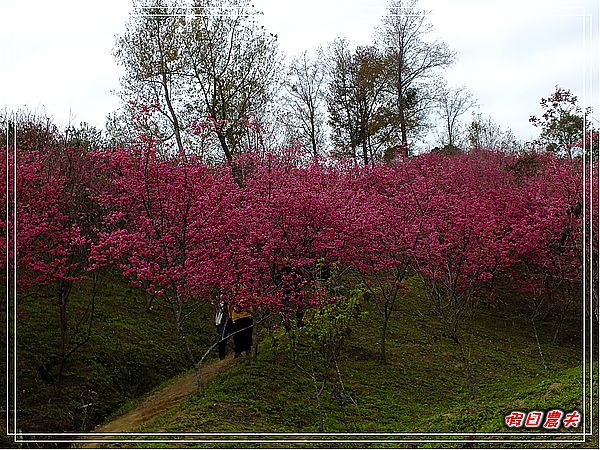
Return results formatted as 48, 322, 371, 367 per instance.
92, 142, 239, 385
3, 145, 107, 387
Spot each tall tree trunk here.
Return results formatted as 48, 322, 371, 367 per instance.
155, 19, 184, 156
397, 51, 409, 158
400, 116, 408, 157
217, 131, 233, 165
162, 77, 185, 156
310, 119, 318, 157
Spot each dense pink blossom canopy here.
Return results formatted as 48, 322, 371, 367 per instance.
1, 143, 595, 318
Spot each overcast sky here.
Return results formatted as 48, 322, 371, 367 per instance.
1, 0, 598, 146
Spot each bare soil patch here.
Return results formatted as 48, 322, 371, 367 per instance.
81, 355, 235, 447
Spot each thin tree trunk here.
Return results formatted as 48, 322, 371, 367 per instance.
56, 281, 71, 388
380, 312, 389, 365
155, 19, 184, 156
176, 319, 202, 389
173, 297, 202, 390
310, 111, 318, 157
447, 116, 453, 147
251, 317, 259, 359
531, 317, 548, 371
161, 73, 184, 155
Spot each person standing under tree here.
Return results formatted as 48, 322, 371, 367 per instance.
215, 299, 233, 360
229, 306, 253, 357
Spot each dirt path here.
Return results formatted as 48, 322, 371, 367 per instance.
81, 355, 235, 447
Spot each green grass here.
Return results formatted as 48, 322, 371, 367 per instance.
0, 273, 216, 440
107, 277, 595, 448
1, 274, 596, 449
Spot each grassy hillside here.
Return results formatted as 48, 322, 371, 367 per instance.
2, 275, 595, 449
102, 278, 596, 448
1, 274, 217, 446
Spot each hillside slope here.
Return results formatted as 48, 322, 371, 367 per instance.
96, 283, 595, 447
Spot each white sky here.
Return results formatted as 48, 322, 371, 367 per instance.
1, 0, 599, 145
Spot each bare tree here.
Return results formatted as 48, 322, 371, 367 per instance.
378, 0, 455, 156
185, 0, 281, 164
113, 0, 188, 154
112, 0, 281, 162
436, 85, 477, 148
468, 113, 522, 153
282, 50, 328, 156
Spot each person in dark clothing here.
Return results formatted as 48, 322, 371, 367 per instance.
229, 307, 253, 357
215, 301, 233, 360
